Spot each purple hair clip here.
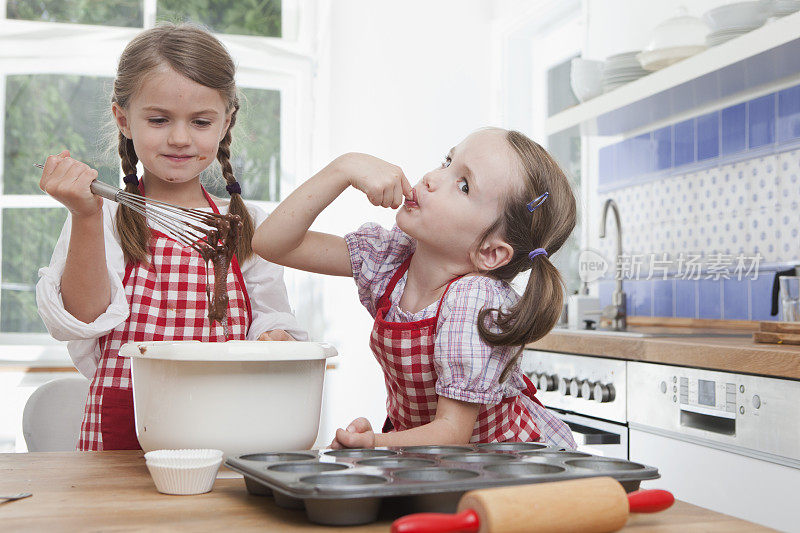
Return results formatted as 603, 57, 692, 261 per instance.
527, 191, 549, 212
123, 174, 138, 186
528, 248, 548, 260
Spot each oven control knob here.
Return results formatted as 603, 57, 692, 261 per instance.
594, 383, 616, 403
569, 379, 585, 398
581, 381, 596, 400
558, 377, 571, 395
538, 373, 557, 392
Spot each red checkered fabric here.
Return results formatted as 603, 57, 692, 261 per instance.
78, 193, 251, 451
370, 257, 544, 444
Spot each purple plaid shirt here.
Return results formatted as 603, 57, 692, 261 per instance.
345, 223, 576, 448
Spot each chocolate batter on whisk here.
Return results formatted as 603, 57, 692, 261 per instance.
196, 212, 242, 334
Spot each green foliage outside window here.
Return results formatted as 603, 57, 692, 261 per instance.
6, 0, 143, 27
1, 208, 67, 333
201, 87, 281, 202
157, 0, 281, 38
4, 74, 120, 195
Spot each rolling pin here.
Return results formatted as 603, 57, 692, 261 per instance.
391, 476, 674, 533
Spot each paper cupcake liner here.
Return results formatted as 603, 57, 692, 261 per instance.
146, 460, 222, 495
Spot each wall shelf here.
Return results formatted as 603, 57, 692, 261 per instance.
546, 11, 800, 137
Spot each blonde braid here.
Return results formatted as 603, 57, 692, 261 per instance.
217, 102, 254, 262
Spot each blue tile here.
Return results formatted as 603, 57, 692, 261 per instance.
599, 144, 616, 188
696, 111, 719, 161
653, 280, 673, 317
698, 280, 722, 319
654, 126, 672, 171
749, 271, 775, 321
748, 93, 776, 149
617, 139, 633, 182
777, 85, 800, 143
674, 119, 695, 166
631, 280, 653, 316
721, 103, 746, 155
675, 280, 697, 318
722, 279, 748, 320
631, 133, 654, 176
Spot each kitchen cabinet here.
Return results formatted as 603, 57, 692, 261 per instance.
546, 11, 800, 136
526, 331, 800, 531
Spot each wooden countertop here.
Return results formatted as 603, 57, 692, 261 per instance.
0, 451, 770, 531
528, 329, 800, 380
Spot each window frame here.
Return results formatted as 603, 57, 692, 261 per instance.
0, 0, 319, 347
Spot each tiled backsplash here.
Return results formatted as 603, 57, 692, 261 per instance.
598, 84, 800, 191
594, 83, 800, 320
598, 272, 779, 321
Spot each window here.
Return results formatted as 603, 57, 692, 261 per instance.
0, 0, 317, 343
546, 58, 582, 295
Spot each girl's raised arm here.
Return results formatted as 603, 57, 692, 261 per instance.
252, 153, 412, 277
39, 151, 111, 323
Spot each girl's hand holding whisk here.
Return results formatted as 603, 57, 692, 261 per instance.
335, 153, 413, 208
39, 150, 103, 218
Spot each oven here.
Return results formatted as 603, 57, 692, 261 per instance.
522, 350, 629, 459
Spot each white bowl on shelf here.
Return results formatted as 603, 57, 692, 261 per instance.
702, 1, 770, 32
570, 57, 604, 102
637, 7, 708, 71
121, 340, 338, 458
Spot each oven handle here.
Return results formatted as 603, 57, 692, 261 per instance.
565, 421, 622, 445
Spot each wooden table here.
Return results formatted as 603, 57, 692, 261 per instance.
0, 452, 771, 532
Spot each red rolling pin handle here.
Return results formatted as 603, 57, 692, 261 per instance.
391, 509, 479, 533
627, 489, 674, 513
390, 489, 675, 533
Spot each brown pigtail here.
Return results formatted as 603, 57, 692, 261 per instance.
115, 132, 150, 265
216, 102, 254, 263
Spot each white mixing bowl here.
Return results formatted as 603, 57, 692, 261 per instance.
120, 340, 337, 457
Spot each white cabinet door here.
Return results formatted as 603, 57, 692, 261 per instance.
630, 428, 799, 532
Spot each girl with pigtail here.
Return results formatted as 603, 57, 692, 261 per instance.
254, 128, 577, 449
37, 23, 306, 451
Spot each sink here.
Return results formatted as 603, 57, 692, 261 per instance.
552, 326, 752, 338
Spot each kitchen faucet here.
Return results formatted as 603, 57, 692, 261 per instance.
599, 199, 626, 331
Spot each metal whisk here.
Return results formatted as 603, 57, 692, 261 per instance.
34, 164, 230, 256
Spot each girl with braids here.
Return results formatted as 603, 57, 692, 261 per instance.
254, 127, 576, 448
36, 23, 306, 451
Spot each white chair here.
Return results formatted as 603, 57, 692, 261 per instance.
22, 376, 90, 452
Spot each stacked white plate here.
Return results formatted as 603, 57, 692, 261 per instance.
703, 1, 770, 46
602, 51, 649, 93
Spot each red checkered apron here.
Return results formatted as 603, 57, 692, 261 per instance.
78, 187, 251, 451
370, 257, 545, 443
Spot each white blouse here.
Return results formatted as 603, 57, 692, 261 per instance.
36, 197, 308, 379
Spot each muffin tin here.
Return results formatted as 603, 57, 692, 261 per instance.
225, 443, 660, 526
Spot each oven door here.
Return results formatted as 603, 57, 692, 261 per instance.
555, 411, 628, 460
